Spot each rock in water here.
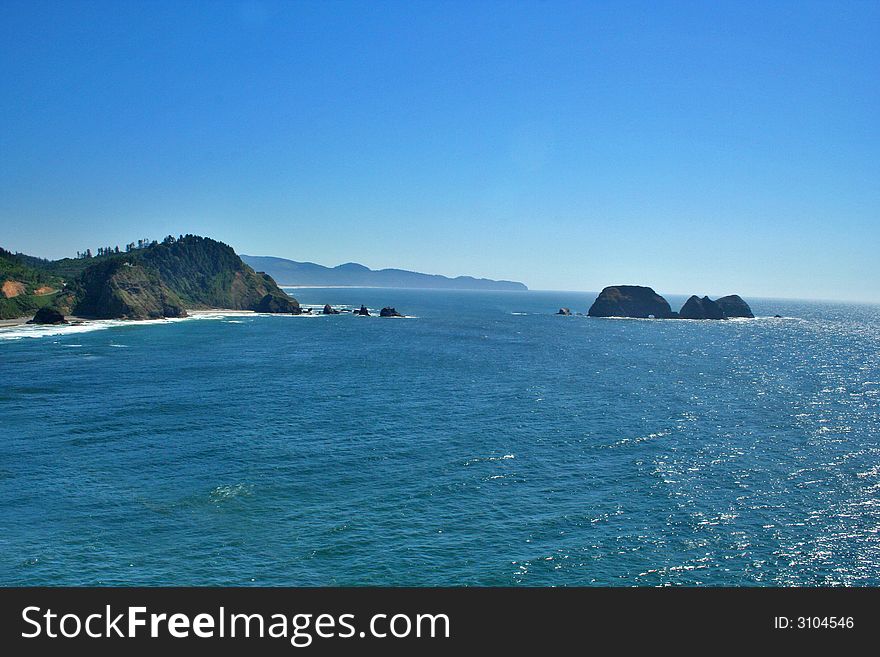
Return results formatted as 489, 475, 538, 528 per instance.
379, 307, 403, 317
557, 308, 571, 315
587, 285, 673, 319
255, 292, 301, 314
355, 305, 370, 316
322, 304, 340, 315
679, 295, 726, 320
715, 295, 754, 318
27, 307, 66, 324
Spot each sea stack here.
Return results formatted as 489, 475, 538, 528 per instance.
557, 308, 572, 315
715, 295, 754, 318
322, 304, 340, 315
355, 305, 370, 316
27, 307, 67, 325
587, 285, 673, 319
379, 307, 403, 317
679, 295, 726, 320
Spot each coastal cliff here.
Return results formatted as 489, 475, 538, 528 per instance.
61, 259, 188, 320
10, 235, 300, 321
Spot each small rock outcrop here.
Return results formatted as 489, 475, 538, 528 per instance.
255, 292, 301, 314
379, 307, 403, 317
355, 305, 370, 316
557, 308, 571, 315
715, 295, 754, 318
322, 304, 340, 315
679, 295, 726, 320
587, 285, 673, 319
27, 307, 67, 325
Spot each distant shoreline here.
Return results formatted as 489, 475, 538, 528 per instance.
279, 285, 528, 291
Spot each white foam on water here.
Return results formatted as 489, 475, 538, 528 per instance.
464, 453, 516, 465
0, 311, 249, 342
0, 306, 418, 342
263, 312, 323, 318
0, 321, 116, 341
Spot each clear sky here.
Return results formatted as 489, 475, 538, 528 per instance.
1, 1, 878, 301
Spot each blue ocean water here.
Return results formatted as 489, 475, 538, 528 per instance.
1, 289, 879, 586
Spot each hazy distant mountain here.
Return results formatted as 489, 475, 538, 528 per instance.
241, 255, 528, 291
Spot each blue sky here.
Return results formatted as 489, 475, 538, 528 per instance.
1, 0, 878, 300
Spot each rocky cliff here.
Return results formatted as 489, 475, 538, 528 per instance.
62, 259, 188, 319
32, 235, 300, 320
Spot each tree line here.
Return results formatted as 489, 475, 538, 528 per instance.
75, 235, 185, 259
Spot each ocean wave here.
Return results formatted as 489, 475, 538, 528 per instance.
0, 311, 262, 341
464, 453, 515, 465
0, 321, 116, 341
0, 307, 421, 342
209, 483, 253, 502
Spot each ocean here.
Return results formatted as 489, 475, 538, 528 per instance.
1, 289, 878, 586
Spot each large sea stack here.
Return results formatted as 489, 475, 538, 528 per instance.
587, 285, 673, 319
27, 307, 67, 325
679, 295, 726, 320
715, 294, 754, 318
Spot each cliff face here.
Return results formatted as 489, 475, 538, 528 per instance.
65, 260, 187, 319
138, 236, 296, 311
587, 285, 673, 318
51, 235, 299, 320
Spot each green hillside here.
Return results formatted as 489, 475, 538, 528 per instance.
1, 235, 299, 320
0, 248, 64, 319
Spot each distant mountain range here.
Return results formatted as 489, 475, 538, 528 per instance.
240, 255, 528, 291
